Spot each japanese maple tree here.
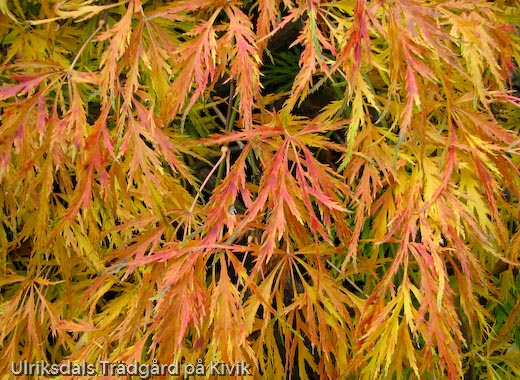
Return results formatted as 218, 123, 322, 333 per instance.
1, 0, 520, 379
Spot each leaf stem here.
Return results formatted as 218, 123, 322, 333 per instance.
216, 87, 240, 182
189, 146, 229, 212
69, 17, 106, 71
226, 80, 236, 130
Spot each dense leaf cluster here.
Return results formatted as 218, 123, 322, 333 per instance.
1, 0, 520, 379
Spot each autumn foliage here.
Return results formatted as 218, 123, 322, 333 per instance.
1, 0, 520, 379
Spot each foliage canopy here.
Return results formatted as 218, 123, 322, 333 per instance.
1, 0, 520, 379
